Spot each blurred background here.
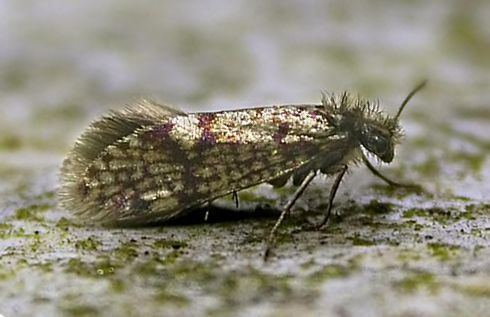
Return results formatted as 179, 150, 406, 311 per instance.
1, 0, 489, 196
0, 1, 489, 316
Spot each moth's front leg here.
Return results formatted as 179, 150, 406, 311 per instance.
362, 154, 424, 194
317, 165, 348, 229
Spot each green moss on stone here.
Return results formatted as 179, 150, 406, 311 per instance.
363, 200, 394, 215
75, 237, 101, 251
0, 134, 22, 151
427, 243, 460, 261
403, 207, 463, 224
154, 290, 190, 306
61, 304, 100, 317
403, 208, 428, 218
218, 268, 294, 305
13, 203, 52, 221
56, 217, 76, 228
397, 249, 422, 262
348, 235, 375, 246
455, 284, 490, 298
450, 152, 486, 174
394, 272, 440, 294
113, 242, 139, 262
65, 257, 119, 278
307, 264, 352, 286
414, 157, 440, 177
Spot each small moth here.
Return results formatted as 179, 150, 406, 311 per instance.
59, 82, 426, 258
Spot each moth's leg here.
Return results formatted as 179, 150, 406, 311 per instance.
204, 202, 210, 222
264, 171, 316, 261
317, 165, 348, 229
362, 154, 422, 191
232, 190, 240, 208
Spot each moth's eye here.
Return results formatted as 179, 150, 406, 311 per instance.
370, 135, 389, 151
361, 128, 394, 162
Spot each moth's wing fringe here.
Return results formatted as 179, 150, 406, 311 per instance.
58, 100, 185, 224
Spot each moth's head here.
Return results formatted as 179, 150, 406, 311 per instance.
360, 80, 427, 163
321, 93, 401, 163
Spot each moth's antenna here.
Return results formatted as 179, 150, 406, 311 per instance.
395, 80, 427, 120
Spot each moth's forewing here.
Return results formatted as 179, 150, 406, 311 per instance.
60, 104, 339, 225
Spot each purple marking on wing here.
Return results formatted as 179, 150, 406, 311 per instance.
273, 122, 290, 144
197, 113, 217, 146
201, 130, 217, 145
198, 113, 215, 129
112, 194, 128, 210
148, 122, 174, 139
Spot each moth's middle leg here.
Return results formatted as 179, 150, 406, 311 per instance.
231, 190, 239, 208
317, 165, 348, 229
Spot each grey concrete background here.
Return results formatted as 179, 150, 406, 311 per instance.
0, 1, 489, 316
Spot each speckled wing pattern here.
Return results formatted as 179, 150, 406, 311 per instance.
59, 101, 344, 225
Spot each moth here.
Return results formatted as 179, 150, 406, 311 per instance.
59, 82, 426, 258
